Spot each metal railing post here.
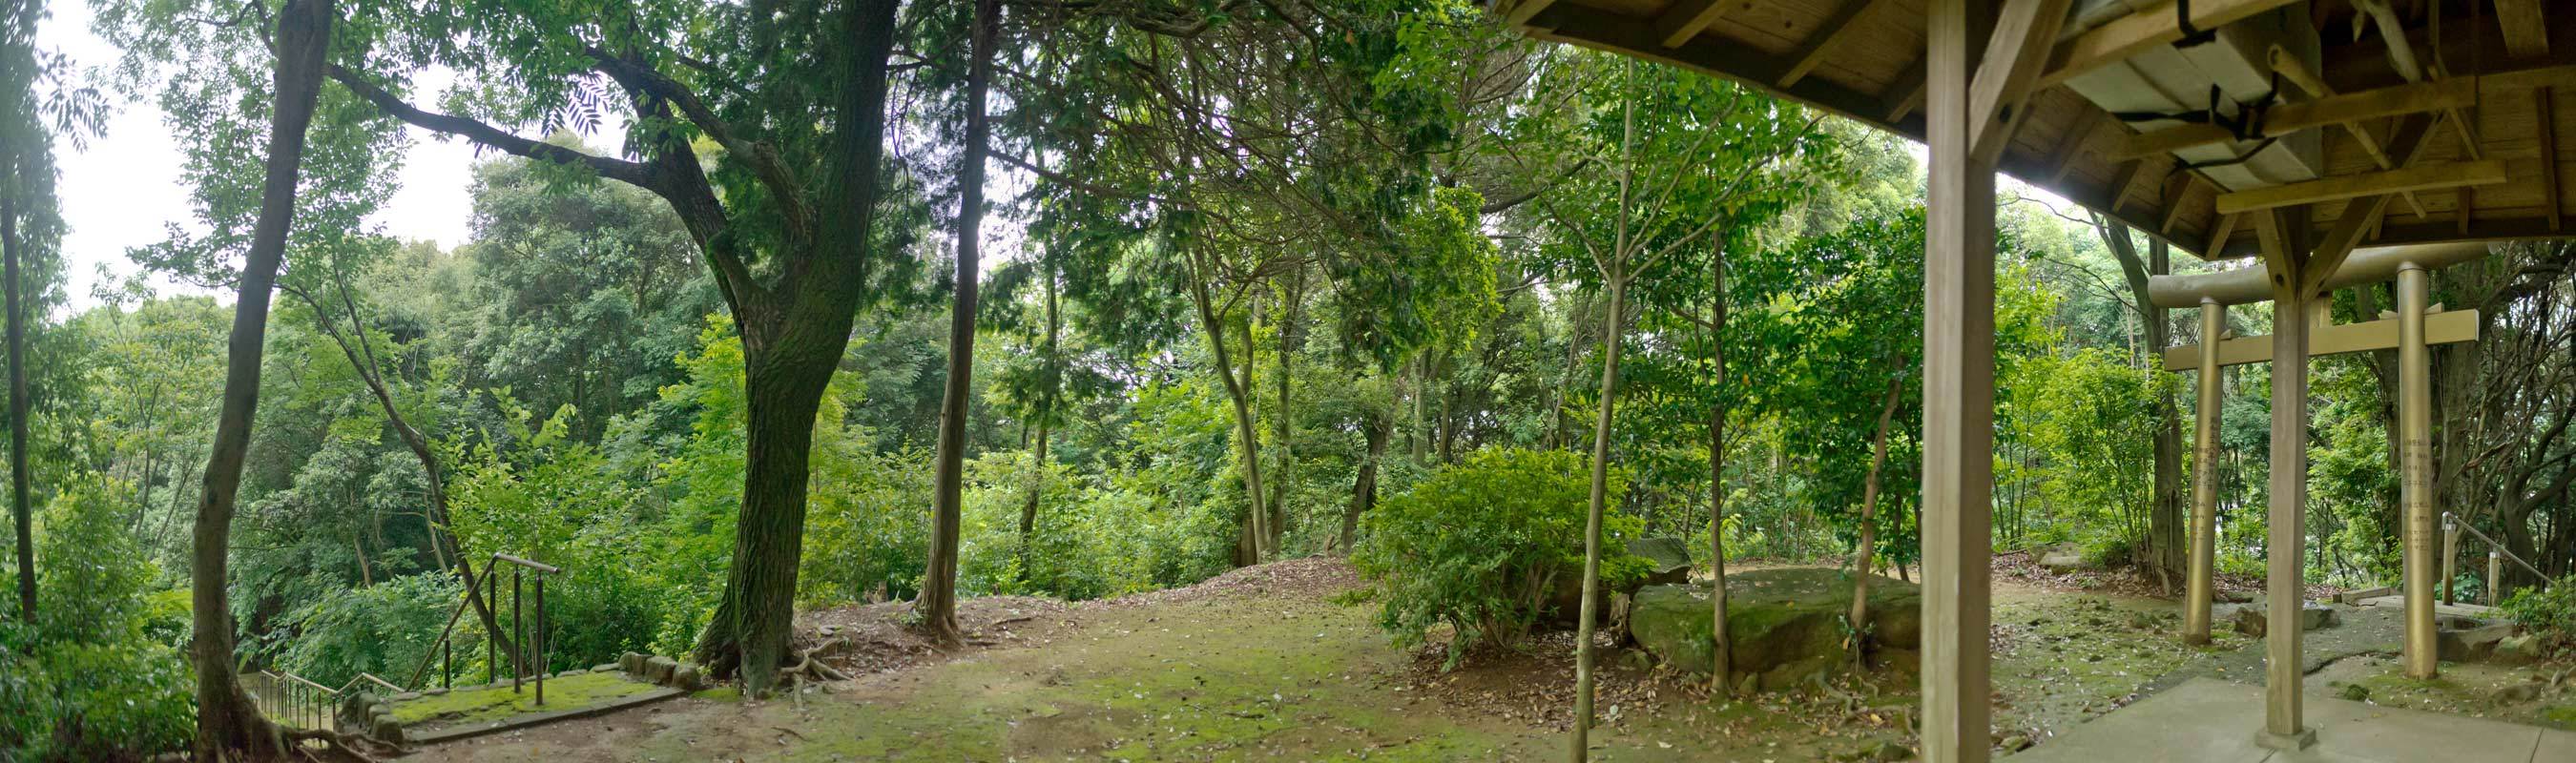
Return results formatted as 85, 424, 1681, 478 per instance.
535, 572, 547, 706
520, 569, 530, 695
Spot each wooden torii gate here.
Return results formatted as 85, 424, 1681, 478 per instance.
2149, 241, 2487, 683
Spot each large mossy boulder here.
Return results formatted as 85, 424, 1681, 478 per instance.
1630, 567, 1922, 692
1538, 538, 1672, 627
1627, 537, 1693, 588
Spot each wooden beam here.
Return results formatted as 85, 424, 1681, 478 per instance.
1652, 0, 1731, 49
2162, 309, 2481, 369
2097, 158, 2147, 215
1968, 0, 2073, 165
1922, 0, 1994, 760
2498, 0, 2549, 60
2159, 175, 2196, 235
2215, 160, 2509, 216
2207, 212, 2240, 255
2113, 81, 2473, 160
1777, 0, 1891, 89
2036, 0, 2308, 91
2303, 114, 2439, 294
1503, 0, 1562, 28
1884, 56, 1928, 122
2042, 108, 2102, 184
2539, 87, 2563, 231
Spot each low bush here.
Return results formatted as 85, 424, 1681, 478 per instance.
2499, 574, 2576, 655
1353, 447, 1650, 666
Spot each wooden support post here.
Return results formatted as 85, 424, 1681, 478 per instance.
2399, 263, 2437, 678
2443, 514, 2460, 605
2490, 551, 2505, 606
2537, 87, 2561, 231
2258, 212, 2315, 752
2184, 299, 2222, 645
1922, 0, 1996, 759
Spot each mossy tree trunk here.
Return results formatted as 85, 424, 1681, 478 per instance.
1847, 375, 1901, 635
1706, 235, 1731, 691
191, 1, 332, 757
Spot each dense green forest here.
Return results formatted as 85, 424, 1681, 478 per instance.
0, 0, 2571, 759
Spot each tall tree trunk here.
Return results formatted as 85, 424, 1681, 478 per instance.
191, 0, 332, 756
1271, 270, 1300, 551
1341, 413, 1388, 551
918, 0, 996, 648
1848, 375, 1902, 636
2101, 220, 2184, 588
687, 0, 900, 695
3, 196, 30, 621
1568, 274, 1628, 761
1019, 267, 1057, 552
1191, 269, 1268, 567
1410, 355, 1428, 463
1705, 238, 1732, 691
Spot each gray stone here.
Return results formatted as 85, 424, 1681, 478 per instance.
592, 663, 619, 673
2232, 601, 2337, 637
1542, 539, 1692, 627
556, 669, 586, 677
2336, 683, 2370, 701
1630, 567, 1920, 693
673, 664, 704, 691
621, 651, 647, 674
1626, 537, 1693, 587
2492, 634, 2545, 666
391, 691, 421, 702
2000, 734, 2032, 753
369, 713, 404, 745
645, 655, 678, 684
424, 688, 448, 696
2037, 544, 2087, 572
2438, 619, 2514, 662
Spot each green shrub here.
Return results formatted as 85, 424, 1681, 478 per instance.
275, 572, 463, 688
1352, 447, 1650, 666
0, 475, 195, 761
2500, 574, 2576, 654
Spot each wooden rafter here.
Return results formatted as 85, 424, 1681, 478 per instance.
1883, 56, 1927, 122
2160, 175, 2196, 235
1967, 0, 2073, 165
2539, 87, 2563, 231
1777, 0, 1891, 89
2497, 0, 2549, 60
2207, 212, 2240, 255
2302, 114, 2438, 294
1652, 0, 1729, 49
2042, 107, 2101, 185
1504, 0, 1562, 28
2215, 160, 2507, 216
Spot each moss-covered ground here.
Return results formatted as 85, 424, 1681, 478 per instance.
391, 671, 665, 728
398, 564, 2573, 762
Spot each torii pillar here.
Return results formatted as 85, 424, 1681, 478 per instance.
2150, 238, 2489, 746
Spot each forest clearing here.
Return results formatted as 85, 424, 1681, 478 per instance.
4, 0, 2576, 761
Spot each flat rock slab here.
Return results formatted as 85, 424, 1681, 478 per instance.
1630, 567, 1920, 691
2007, 677, 2553, 762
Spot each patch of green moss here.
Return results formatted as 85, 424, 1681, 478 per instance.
691, 686, 741, 702
390, 672, 658, 727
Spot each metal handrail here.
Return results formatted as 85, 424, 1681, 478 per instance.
2441, 511, 2551, 584
398, 552, 555, 708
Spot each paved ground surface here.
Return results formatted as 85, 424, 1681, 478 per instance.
2005, 677, 2575, 762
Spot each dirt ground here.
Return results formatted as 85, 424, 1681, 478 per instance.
398, 558, 2570, 762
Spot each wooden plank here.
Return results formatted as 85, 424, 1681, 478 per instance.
2498, 0, 2549, 60
1652, 0, 1731, 49
1777, 0, 1893, 89
1968, 0, 2073, 165
1921, 0, 1995, 760
2158, 175, 2195, 235
2036, 0, 2308, 91
2207, 212, 2240, 254
2539, 87, 2563, 231
2214, 160, 2509, 215
2265, 80, 2478, 135
2160, 309, 2481, 369
1884, 55, 1928, 122
2042, 107, 2102, 184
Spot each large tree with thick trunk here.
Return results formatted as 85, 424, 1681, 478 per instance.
305, 0, 910, 693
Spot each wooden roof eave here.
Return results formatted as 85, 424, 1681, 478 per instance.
1520, 3, 2205, 258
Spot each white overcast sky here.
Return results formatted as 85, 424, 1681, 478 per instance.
42, 1, 483, 313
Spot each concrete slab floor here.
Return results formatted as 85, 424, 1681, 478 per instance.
2005, 677, 2552, 762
